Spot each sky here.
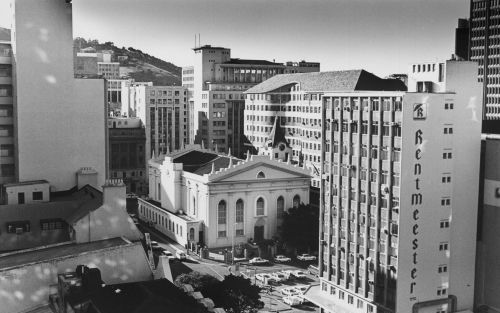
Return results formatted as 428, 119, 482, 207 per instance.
0, 0, 469, 77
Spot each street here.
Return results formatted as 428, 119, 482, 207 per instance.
136, 221, 320, 312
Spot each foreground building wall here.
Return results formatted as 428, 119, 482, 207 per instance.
11, 0, 107, 191
0, 240, 152, 313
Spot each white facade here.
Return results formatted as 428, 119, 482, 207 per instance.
312, 60, 482, 313
11, 0, 107, 191
139, 146, 311, 248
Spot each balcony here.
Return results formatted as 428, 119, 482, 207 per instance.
383, 111, 392, 121
393, 161, 401, 173
0, 117, 13, 125
0, 97, 12, 105
0, 76, 11, 85
0, 56, 11, 64
394, 137, 402, 148
395, 111, 402, 123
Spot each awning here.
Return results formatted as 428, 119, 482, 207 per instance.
303, 285, 358, 313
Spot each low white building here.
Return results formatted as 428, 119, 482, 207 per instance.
138, 145, 312, 248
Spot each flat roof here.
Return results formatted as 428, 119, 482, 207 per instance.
193, 45, 228, 51
0, 237, 128, 271
4, 180, 49, 187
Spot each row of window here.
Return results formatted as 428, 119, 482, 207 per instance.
5, 218, 65, 234
140, 204, 184, 238
150, 90, 185, 97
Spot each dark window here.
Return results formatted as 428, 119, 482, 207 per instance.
33, 191, 43, 201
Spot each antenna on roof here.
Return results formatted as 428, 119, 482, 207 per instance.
194, 34, 196, 48
198, 33, 201, 47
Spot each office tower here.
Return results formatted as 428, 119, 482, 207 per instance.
306, 60, 481, 313
455, 19, 469, 60
469, 0, 500, 122
243, 70, 406, 187
108, 117, 147, 195
8, 0, 107, 192
186, 44, 319, 157
121, 85, 188, 161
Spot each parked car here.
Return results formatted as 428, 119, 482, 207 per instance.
162, 250, 175, 260
281, 270, 294, 280
274, 255, 291, 263
270, 272, 287, 283
255, 273, 276, 285
249, 257, 269, 265
307, 265, 319, 277
293, 285, 309, 294
281, 287, 301, 296
292, 270, 307, 279
176, 250, 187, 260
297, 254, 317, 261
282, 295, 304, 306
150, 241, 162, 251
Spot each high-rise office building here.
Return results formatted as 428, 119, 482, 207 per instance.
5, 0, 107, 193
186, 44, 319, 157
243, 71, 406, 187
121, 85, 188, 161
304, 60, 481, 313
469, 0, 500, 123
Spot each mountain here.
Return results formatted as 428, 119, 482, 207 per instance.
74, 37, 182, 86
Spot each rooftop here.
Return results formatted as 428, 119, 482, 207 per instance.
173, 150, 242, 175
69, 278, 210, 313
0, 237, 127, 271
245, 70, 407, 94
193, 45, 228, 51
4, 180, 49, 187
222, 58, 283, 66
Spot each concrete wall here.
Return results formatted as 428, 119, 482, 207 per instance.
5, 182, 49, 204
0, 242, 152, 313
12, 0, 106, 191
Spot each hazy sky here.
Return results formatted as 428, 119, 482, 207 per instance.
0, 0, 469, 77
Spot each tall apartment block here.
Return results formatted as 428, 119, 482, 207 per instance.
108, 117, 147, 195
0, 30, 14, 187
304, 60, 482, 313
185, 44, 319, 157
469, 0, 500, 124
4, 0, 107, 193
243, 71, 406, 187
182, 66, 195, 142
121, 85, 188, 161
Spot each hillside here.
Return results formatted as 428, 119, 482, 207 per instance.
74, 37, 182, 86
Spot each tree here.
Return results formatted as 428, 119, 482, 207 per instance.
174, 271, 219, 296
279, 203, 319, 253
174, 272, 263, 313
213, 275, 263, 313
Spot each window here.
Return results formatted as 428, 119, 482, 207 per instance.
236, 199, 244, 223
442, 151, 452, 159
293, 195, 301, 208
257, 171, 266, 179
33, 191, 43, 201
277, 196, 285, 218
439, 242, 449, 251
440, 220, 450, 228
339, 290, 345, 300
330, 286, 336, 295
441, 198, 451, 206
437, 287, 448, 296
218, 200, 227, 225
256, 197, 265, 216
6, 221, 30, 233
348, 295, 354, 304
445, 102, 454, 110
443, 127, 453, 134
357, 299, 363, 309
189, 228, 195, 241
218, 230, 227, 237
442, 174, 451, 183
438, 264, 448, 273
40, 218, 65, 231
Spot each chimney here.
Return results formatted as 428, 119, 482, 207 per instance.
102, 179, 126, 211
76, 167, 98, 190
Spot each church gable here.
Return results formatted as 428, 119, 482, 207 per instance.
210, 162, 310, 183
